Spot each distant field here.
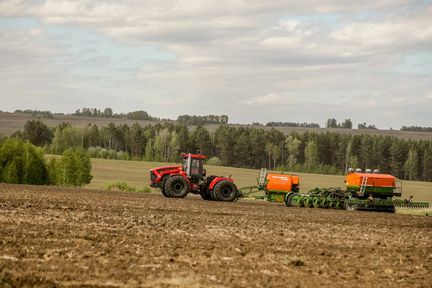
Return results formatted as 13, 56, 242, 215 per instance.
87, 158, 432, 204
0, 112, 165, 136
2, 111, 432, 140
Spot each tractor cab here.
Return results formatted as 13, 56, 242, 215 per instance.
181, 153, 206, 179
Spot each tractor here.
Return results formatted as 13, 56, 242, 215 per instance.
149, 153, 239, 201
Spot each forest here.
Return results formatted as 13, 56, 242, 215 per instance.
7, 119, 432, 182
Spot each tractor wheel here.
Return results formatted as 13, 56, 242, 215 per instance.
199, 189, 213, 201
212, 180, 237, 202
164, 175, 189, 198
200, 176, 216, 201
161, 176, 171, 197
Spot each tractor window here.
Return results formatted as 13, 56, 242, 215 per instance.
182, 158, 187, 171
182, 157, 203, 177
191, 159, 201, 175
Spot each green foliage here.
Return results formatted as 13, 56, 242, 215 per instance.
9, 119, 432, 182
390, 141, 405, 178
266, 121, 320, 128
191, 125, 212, 156
207, 156, 222, 166
422, 145, 432, 181
326, 118, 354, 129
22, 120, 54, 146
304, 140, 319, 169
401, 126, 432, 132
56, 148, 93, 187
176, 114, 228, 125
107, 180, 137, 192
107, 180, 152, 193
51, 125, 83, 154
0, 138, 49, 185
126, 110, 155, 120
404, 149, 419, 181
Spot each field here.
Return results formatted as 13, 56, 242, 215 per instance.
1, 183, 432, 287
87, 158, 432, 205
2, 111, 432, 140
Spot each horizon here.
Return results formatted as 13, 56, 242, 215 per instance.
1, 108, 430, 130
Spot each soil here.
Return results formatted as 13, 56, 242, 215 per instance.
1, 183, 431, 287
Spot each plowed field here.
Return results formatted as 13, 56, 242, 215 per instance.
1, 184, 431, 287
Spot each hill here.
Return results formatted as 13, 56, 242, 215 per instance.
2, 111, 432, 140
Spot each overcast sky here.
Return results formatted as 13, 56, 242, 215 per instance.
1, 0, 431, 128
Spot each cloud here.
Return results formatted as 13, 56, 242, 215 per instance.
0, 0, 431, 127
243, 93, 286, 106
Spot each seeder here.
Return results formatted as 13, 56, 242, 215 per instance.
240, 168, 429, 213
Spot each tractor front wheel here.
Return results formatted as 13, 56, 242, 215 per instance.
160, 176, 171, 197
212, 180, 237, 202
164, 175, 189, 198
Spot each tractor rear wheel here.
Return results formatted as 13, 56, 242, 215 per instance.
212, 180, 237, 202
164, 175, 189, 198
200, 176, 216, 201
199, 190, 213, 200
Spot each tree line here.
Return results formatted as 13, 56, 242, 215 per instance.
401, 126, 432, 132
265, 122, 320, 128
12, 119, 432, 182
176, 115, 229, 125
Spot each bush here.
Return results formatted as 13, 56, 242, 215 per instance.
107, 180, 136, 192
206, 156, 222, 166
107, 181, 153, 193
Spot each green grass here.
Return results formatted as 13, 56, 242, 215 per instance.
86, 158, 432, 204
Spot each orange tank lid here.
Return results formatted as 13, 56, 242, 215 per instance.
349, 173, 396, 179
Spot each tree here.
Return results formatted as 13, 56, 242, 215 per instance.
340, 119, 353, 129
76, 149, 93, 186
304, 140, 319, 169
22, 119, 53, 146
190, 125, 212, 156
404, 149, 419, 181
326, 118, 338, 128
390, 141, 405, 178
154, 128, 172, 161
103, 108, 113, 117
58, 148, 92, 187
51, 126, 83, 154
423, 145, 432, 182
0, 138, 49, 185
144, 138, 155, 161
127, 110, 151, 120
285, 135, 301, 167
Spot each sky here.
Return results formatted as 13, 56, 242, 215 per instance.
0, 0, 431, 129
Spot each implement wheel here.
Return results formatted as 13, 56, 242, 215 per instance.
164, 175, 189, 198
285, 192, 298, 207
213, 180, 237, 202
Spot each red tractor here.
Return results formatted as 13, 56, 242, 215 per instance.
149, 153, 238, 201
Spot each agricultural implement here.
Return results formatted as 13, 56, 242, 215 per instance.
150, 153, 239, 201
240, 168, 429, 213
285, 170, 429, 213
239, 168, 299, 203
